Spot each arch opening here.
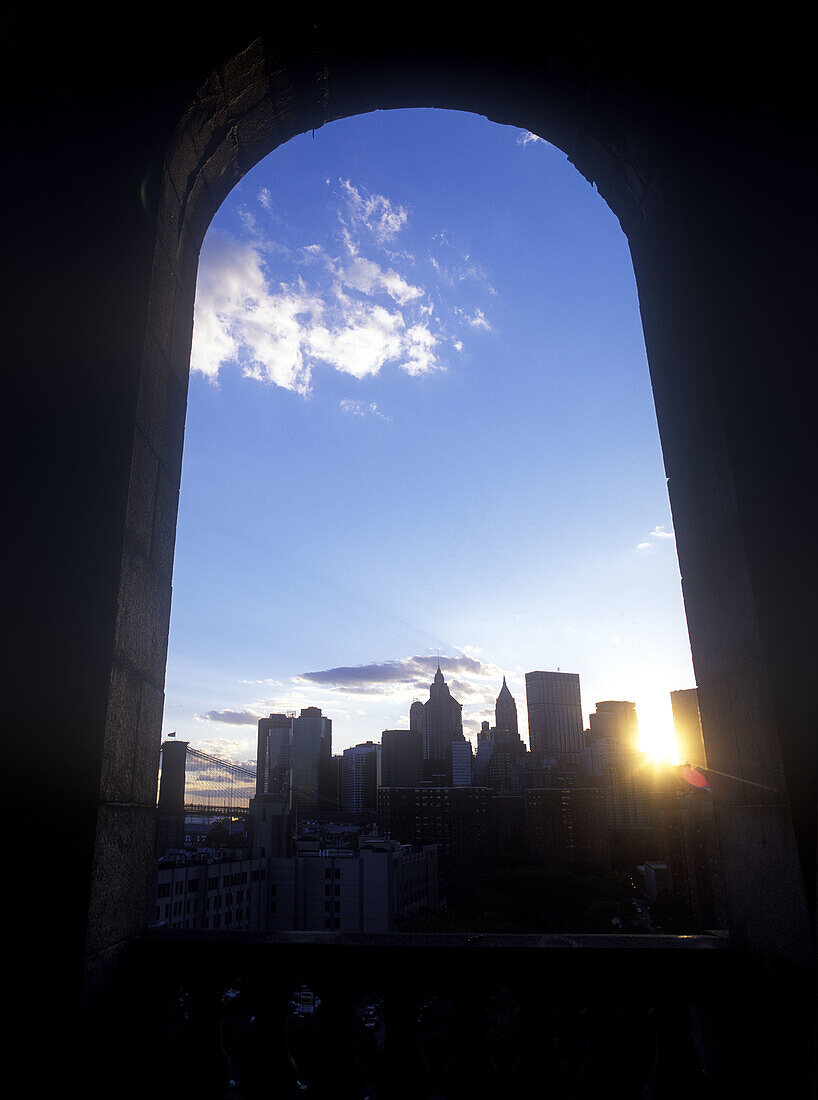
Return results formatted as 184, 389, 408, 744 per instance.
155, 104, 713, 936
91, 34, 813, 971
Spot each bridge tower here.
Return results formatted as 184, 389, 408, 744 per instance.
156, 738, 188, 855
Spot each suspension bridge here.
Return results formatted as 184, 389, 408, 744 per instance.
159, 740, 257, 819
158, 737, 372, 825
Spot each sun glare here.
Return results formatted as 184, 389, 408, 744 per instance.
636, 696, 681, 764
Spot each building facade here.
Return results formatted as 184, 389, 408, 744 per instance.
381, 729, 423, 788
341, 741, 381, 812
290, 707, 333, 814
263, 841, 439, 932
255, 713, 293, 796
153, 856, 270, 931
525, 671, 584, 763
377, 785, 492, 902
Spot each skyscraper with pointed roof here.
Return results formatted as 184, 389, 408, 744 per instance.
411, 665, 464, 772
495, 676, 519, 737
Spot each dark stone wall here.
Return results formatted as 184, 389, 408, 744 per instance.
4, 11, 815, 1090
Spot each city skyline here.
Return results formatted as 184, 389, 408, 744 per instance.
163, 107, 695, 766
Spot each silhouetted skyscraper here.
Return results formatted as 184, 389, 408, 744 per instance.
341, 741, 380, 812
290, 707, 332, 813
525, 670, 584, 762
409, 700, 424, 734
412, 665, 464, 775
256, 713, 292, 796
381, 729, 423, 787
447, 739, 473, 786
495, 676, 519, 737
473, 722, 525, 792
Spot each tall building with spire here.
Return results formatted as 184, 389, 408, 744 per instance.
411, 665, 464, 776
495, 676, 519, 737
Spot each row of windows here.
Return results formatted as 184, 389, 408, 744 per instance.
155, 904, 255, 928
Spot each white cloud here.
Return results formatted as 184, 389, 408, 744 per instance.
636, 525, 675, 552
517, 130, 545, 146
191, 177, 488, 391
190, 233, 319, 394
307, 302, 405, 378
401, 323, 440, 376
339, 178, 409, 243
340, 255, 424, 305
191, 234, 444, 388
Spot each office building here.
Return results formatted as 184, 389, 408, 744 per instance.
582, 702, 654, 857
446, 738, 473, 786
255, 713, 292, 796
525, 670, 584, 763
341, 741, 381, 812
588, 700, 639, 750
381, 729, 423, 788
290, 707, 333, 813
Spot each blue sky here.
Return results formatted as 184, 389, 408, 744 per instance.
162, 107, 694, 767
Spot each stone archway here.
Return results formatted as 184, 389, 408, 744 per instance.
84, 28, 815, 1006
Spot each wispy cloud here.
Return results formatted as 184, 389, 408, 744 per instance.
339, 178, 409, 244
429, 234, 496, 296
455, 306, 492, 331
517, 130, 545, 146
340, 398, 391, 420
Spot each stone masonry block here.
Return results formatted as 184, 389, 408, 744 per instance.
113, 548, 172, 688
85, 803, 156, 958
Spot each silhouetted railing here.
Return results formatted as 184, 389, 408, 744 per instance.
133, 930, 812, 1099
